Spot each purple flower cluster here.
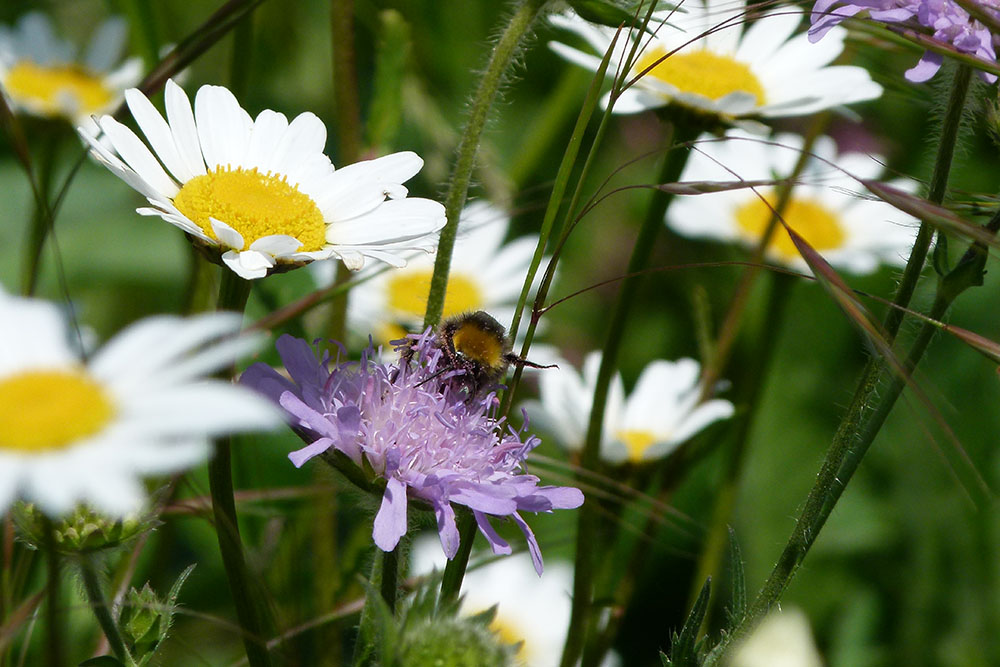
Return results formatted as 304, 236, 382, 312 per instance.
810, 0, 1000, 81
241, 331, 584, 574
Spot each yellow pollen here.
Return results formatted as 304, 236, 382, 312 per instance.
386, 270, 484, 319
4, 61, 113, 117
172, 166, 326, 252
0, 369, 116, 453
635, 48, 766, 105
617, 429, 658, 462
735, 193, 846, 261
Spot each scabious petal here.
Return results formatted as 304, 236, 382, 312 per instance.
243, 330, 584, 572
373, 478, 409, 552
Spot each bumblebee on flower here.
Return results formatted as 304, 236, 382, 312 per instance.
241, 328, 583, 574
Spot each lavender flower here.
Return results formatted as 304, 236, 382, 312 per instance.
810, 0, 1000, 81
241, 331, 584, 574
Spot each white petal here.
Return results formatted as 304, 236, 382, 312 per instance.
211, 218, 246, 250
223, 250, 273, 279
99, 116, 180, 198
164, 79, 207, 177
195, 84, 251, 169
125, 88, 196, 183
327, 197, 445, 245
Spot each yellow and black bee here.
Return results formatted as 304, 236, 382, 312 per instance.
436, 310, 552, 396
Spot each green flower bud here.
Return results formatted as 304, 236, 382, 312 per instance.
13, 502, 155, 555
396, 614, 516, 667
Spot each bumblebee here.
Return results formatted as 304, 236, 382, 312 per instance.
437, 310, 552, 395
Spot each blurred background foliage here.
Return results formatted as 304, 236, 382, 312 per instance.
2, 0, 999, 665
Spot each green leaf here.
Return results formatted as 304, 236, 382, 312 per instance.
79, 657, 126, 667
667, 577, 711, 667
566, 0, 640, 28
725, 528, 746, 630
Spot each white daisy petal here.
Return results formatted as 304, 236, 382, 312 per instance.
80, 80, 443, 279
548, 0, 880, 120
0, 288, 281, 517
98, 116, 180, 198
83, 16, 127, 71
126, 88, 196, 183
164, 79, 208, 177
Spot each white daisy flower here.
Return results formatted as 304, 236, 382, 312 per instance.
727, 608, 823, 667
548, 0, 882, 120
667, 130, 920, 273
0, 12, 142, 128
412, 537, 620, 667
79, 79, 446, 280
525, 352, 734, 464
0, 287, 282, 517
315, 200, 540, 346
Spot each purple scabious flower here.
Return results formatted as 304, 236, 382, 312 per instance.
241, 331, 584, 574
810, 0, 1000, 82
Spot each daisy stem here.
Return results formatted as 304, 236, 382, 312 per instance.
20, 127, 60, 297
562, 121, 699, 667
78, 556, 129, 664
42, 516, 63, 667
210, 269, 274, 667
423, 0, 551, 329
705, 64, 974, 662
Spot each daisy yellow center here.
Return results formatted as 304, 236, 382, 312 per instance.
386, 270, 484, 319
5, 61, 114, 116
616, 429, 658, 462
0, 370, 115, 453
172, 166, 326, 252
735, 194, 846, 261
635, 48, 766, 105
489, 614, 530, 662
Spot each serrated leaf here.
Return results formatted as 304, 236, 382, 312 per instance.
669, 577, 711, 667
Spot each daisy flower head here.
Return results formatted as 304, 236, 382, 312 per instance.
315, 200, 542, 347
0, 288, 282, 517
412, 537, 621, 667
524, 352, 734, 464
79, 79, 446, 280
0, 12, 141, 128
548, 0, 883, 122
666, 130, 921, 274
240, 331, 584, 574
810, 0, 1000, 82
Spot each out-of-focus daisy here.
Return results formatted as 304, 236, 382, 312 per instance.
548, 0, 882, 121
810, 0, 1000, 82
412, 537, 620, 667
314, 200, 540, 346
0, 12, 141, 128
80, 79, 446, 280
727, 608, 823, 667
524, 352, 734, 464
0, 288, 281, 517
666, 130, 920, 273
241, 331, 583, 574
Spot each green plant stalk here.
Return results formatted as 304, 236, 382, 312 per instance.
419, 0, 550, 602
20, 129, 60, 297
562, 122, 697, 667
351, 548, 392, 667
705, 65, 973, 661
79, 556, 130, 664
439, 512, 477, 603
229, 9, 254, 98
687, 273, 794, 621
331, 0, 363, 165
209, 269, 273, 667
423, 0, 551, 330
42, 516, 63, 667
